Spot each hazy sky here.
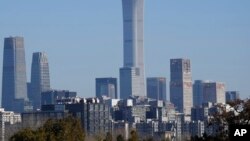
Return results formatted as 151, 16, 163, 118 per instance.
0, 0, 249, 99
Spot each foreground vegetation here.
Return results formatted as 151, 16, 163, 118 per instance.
10, 116, 85, 141
190, 99, 250, 141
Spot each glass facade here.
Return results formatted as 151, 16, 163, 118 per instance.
170, 59, 193, 115
147, 77, 167, 101
30, 52, 50, 110
95, 78, 117, 98
1, 37, 28, 112
120, 0, 146, 99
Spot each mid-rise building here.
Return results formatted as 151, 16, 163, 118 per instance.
41, 90, 77, 105
147, 77, 167, 101
41, 97, 111, 135
96, 78, 117, 98
226, 91, 240, 102
1, 36, 29, 112
189, 121, 205, 138
191, 102, 213, 122
170, 59, 193, 115
120, 0, 146, 99
22, 111, 67, 129
30, 52, 50, 110
136, 120, 159, 138
0, 108, 21, 141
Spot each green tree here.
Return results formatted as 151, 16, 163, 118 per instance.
10, 117, 85, 141
10, 128, 36, 141
128, 130, 138, 141
104, 132, 112, 141
116, 134, 125, 141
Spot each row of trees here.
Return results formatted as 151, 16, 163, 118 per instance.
10, 124, 150, 141
10, 117, 85, 141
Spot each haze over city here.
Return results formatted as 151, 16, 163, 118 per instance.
0, 0, 249, 101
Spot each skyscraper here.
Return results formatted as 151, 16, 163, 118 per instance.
96, 78, 117, 99
170, 59, 193, 115
120, 0, 146, 99
147, 77, 167, 101
193, 80, 226, 106
226, 91, 240, 102
193, 80, 206, 107
202, 82, 225, 104
30, 52, 50, 110
1, 36, 28, 112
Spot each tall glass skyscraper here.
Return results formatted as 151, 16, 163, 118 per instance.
1, 36, 28, 112
120, 0, 146, 99
30, 52, 50, 110
170, 58, 193, 115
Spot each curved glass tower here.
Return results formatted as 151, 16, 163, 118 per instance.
120, 0, 146, 99
30, 52, 50, 110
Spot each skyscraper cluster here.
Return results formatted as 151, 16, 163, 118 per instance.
1, 36, 50, 112
0, 1, 244, 140
1, 0, 238, 121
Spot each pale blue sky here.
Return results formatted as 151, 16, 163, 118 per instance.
0, 0, 249, 99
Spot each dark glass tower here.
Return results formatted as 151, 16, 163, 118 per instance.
96, 78, 117, 99
147, 77, 167, 101
170, 58, 193, 115
1, 36, 28, 112
30, 52, 50, 110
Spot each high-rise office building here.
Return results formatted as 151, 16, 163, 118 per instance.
1, 37, 28, 112
202, 82, 225, 104
226, 91, 240, 102
193, 80, 207, 107
147, 77, 167, 101
120, 0, 146, 99
193, 80, 226, 105
30, 52, 50, 110
170, 59, 193, 115
96, 78, 117, 99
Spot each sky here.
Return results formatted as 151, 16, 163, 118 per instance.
0, 0, 249, 100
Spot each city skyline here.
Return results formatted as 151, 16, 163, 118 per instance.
0, 0, 249, 100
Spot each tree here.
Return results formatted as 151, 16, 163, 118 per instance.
205, 99, 250, 141
116, 134, 125, 141
10, 117, 85, 141
104, 132, 112, 141
128, 130, 138, 141
9, 128, 36, 141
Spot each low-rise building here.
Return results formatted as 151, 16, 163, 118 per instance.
0, 108, 21, 141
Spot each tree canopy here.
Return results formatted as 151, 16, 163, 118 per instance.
191, 99, 250, 141
10, 116, 85, 141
